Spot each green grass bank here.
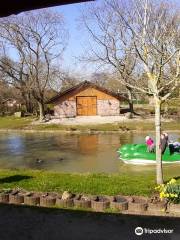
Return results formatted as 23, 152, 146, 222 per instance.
0, 116, 33, 129
0, 169, 180, 197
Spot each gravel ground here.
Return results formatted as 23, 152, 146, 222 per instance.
41, 116, 158, 125
31, 115, 173, 126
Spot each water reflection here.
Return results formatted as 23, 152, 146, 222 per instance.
0, 132, 179, 174
6, 135, 25, 155
78, 135, 98, 154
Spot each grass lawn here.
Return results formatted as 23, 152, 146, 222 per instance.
0, 116, 34, 129
0, 169, 179, 197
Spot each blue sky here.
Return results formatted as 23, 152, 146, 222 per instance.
50, 2, 94, 77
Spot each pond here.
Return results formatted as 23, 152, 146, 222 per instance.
0, 131, 180, 174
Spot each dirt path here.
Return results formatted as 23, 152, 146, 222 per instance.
0, 204, 179, 240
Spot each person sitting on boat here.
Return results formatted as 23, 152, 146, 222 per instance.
169, 141, 180, 155
163, 132, 169, 143
160, 133, 169, 154
145, 136, 155, 153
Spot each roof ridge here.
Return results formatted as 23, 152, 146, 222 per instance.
46, 81, 127, 104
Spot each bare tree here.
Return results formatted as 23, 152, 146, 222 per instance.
109, 0, 179, 184
82, 0, 179, 184
0, 10, 68, 120
58, 71, 80, 92
90, 72, 128, 97
80, 3, 138, 113
0, 56, 34, 113
90, 72, 109, 87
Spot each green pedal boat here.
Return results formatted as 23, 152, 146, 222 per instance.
118, 144, 180, 165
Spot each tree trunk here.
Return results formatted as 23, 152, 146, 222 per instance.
27, 92, 34, 113
21, 91, 33, 113
38, 101, 45, 121
26, 98, 33, 113
127, 87, 134, 114
154, 97, 163, 184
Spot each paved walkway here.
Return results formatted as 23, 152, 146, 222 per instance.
0, 204, 179, 240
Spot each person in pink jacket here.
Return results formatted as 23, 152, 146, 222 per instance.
145, 136, 155, 153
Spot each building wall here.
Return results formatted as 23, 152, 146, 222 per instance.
53, 86, 120, 117
97, 99, 120, 116
54, 100, 76, 117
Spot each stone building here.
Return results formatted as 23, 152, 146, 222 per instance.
47, 81, 126, 117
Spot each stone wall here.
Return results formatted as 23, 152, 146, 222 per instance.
97, 100, 120, 116
54, 99, 120, 117
54, 100, 76, 117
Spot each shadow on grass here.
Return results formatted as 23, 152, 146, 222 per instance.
0, 203, 179, 240
0, 175, 33, 184
165, 175, 180, 184
174, 176, 180, 181
120, 108, 130, 114
120, 108, 141, 116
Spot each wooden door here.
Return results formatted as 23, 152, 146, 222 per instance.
76, 96, 97, 116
